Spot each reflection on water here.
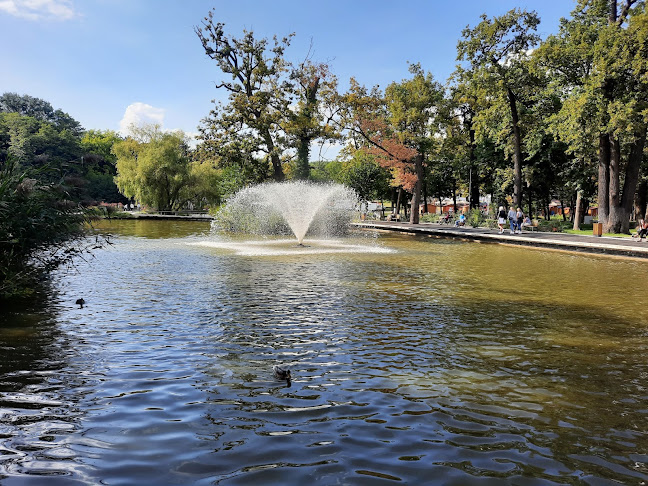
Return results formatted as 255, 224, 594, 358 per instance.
1, 220, 647, 485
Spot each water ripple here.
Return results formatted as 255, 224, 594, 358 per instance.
0, 227, 647, 484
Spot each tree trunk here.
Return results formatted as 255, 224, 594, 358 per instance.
507, 87, 523, 208
613, 129, 647, 232
391, 187, 397, 214
395, 187, 403, 216
294, 77, 320, 180
609, 0, 617, 23
559, 198, 567, 221
573, 191, 584, 230
635, 180, 647, 222
605, 131, 643, 234
403, 193, 409, 220
598, 134, 610, 224
467, 117, 480, 209
295, 138, 310, 180
409, 154, 423, 224
270, 153, 284, 181
421, 161, 429, 214
262, 130, 284, 181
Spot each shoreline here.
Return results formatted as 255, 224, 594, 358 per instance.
353, 221, 648, 260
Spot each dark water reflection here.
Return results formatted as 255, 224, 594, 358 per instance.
1, 220, 647, 485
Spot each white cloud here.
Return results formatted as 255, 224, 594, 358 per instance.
119, 102, 166, 136
0, 0, 77, 21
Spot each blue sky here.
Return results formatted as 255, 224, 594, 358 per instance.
1, 0, 575, 145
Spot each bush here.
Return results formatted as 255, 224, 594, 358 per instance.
536, 219, 565, 232
466, 209, 486, 228
420, 213, 440, 223
0, 160, 102, 300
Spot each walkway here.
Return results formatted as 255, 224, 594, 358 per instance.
353, 221, 648, 259
121, 211, 214, 221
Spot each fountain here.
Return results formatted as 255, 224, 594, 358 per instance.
213, 181, 359, 245
189, 181, 393, 256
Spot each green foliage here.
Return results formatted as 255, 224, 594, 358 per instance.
341, 151, 391, 204
114, 125, 225, 211
0, 159, 99, 300
195, 13, 293, 181
0, 92, 83, 136
466, 208, 486, 228
419, 212, 440, 223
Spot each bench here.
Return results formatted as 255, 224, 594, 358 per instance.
522, 219, 539, 232
386, 213, 401, 222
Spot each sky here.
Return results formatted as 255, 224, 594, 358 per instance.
1, 0, 576, 152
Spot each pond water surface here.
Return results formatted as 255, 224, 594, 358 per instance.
1, 220, 647, 485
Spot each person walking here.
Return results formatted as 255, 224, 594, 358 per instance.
497, 206, 506, 234
515, 207, 524, 234
507, 206, 517, 234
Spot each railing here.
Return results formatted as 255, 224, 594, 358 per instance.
139, 210, 213, 218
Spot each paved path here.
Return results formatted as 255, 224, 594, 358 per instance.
353, 221, 648, 259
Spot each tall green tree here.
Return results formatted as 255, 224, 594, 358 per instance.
384, 64, 445, 223
80, 130, 124, 202
457, 9, 541, 209
0, 92, 83, 137
539, 0, 648, 233
114, 125, 225, 210
195, 12, 292, 181
285, 60, 339, 179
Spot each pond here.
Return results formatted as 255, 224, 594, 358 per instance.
1, 220, 647, 485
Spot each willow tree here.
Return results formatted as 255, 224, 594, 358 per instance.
457, 9, 541, 209
113, 126, 194, 211
195, 11, 292, 181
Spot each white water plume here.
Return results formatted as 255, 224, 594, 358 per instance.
214, 181, 359, 244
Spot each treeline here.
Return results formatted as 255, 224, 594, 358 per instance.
0, 92, 126, 204
0, 93, 123, 299
194, 0, 648, 233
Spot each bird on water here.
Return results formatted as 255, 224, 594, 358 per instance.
273, 365, 291, 387
75, 298, 85, 308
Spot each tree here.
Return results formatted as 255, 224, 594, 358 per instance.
383, 64, 445, 222
195, 12, 292, 181
285, 60, 339, 179
537, 0, 648, 233
457, 9, 541, 209
337, 77, 431, 223
114, 125, 224, 210
0, 92, 83, 137
448, 74, 481, 209
0, 112, 82, 171
80, 130, 125, 202
330, 151, 391, 209
113, 126, 194, 211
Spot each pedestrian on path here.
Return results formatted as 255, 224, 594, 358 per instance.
507, 206, 517, 234
497, 206, 506, 234
515, 208, 524, 234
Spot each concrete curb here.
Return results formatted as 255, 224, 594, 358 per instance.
353, 222, 648, 260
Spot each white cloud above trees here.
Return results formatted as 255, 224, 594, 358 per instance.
0, 0, 77, 21
119, 102, 166, 136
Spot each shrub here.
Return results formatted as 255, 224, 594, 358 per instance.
0, 160, 103, 300
420, 213, 440, 223
466, 209, 486, 228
